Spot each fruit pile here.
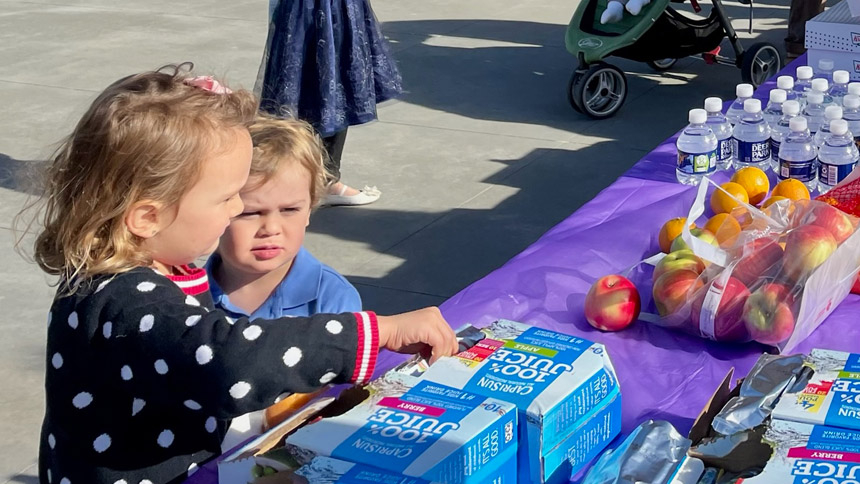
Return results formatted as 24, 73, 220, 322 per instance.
585, 167, 860, 348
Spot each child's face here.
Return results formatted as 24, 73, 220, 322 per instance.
217, 161, 313, 277
146, 128, 252, 270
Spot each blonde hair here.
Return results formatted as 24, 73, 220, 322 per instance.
25, 65, 258, 285
247, 116, 332, 207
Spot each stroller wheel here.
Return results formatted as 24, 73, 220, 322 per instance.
571, 62, 628, 120
741, 42, 783, 88
647, 58, 677, 72
568, 70, 585, 113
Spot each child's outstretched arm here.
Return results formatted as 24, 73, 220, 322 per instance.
377, 307, 459, 363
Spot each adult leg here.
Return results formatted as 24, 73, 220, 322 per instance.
322, 127, 347, 182
321, 127, 382, 205
785, 0, 826, 59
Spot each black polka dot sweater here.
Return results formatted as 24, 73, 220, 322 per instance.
38, 266, 378, 484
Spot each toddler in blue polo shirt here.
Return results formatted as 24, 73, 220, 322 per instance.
208, 116, 361, 321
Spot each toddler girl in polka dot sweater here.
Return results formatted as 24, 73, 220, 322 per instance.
26, 66, 458, 484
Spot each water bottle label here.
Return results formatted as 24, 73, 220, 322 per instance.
734, 139, 770, 165
771, 139, 781, 162
677, 150, 717, 174
779, 157, 816, 182
717, 138, 732, 162
819, 160, 858, 186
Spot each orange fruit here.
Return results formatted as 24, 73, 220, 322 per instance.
658, 217, 696, 253
731, 167, 770, 206
704, 213, 742, 247
710, 182, 750, 215
771, 179, 810, 201
761, 196, 789, 208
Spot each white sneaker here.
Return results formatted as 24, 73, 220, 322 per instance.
323, 185, 382, 206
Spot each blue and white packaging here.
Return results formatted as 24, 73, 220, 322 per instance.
284, 372, 518, 484
773, 349, 860, 431
741, 419, 860, 483
419, 320, 622, 483
293, 451, 518, 484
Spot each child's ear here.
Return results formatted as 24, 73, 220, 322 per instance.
125, 200, 167, 239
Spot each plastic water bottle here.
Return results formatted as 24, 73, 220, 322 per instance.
795, 66, 814, 104
830, 70, 850, 106
814, 105, 843, 149
802, 92, 826, 135
778, 117, 818, 191
842, 95, 860, 148
811, 78, 836, 109
815, 59, 834, 83
676, 108, 718, 185
763, 89, 787, 127
705, 97, 734, 170
777, 76, 799, 104
770, 100, 800, 172
848, 82, 860, 102
726, 84, 754, 126
733, 99, 771, 169
819, 119, 859, 193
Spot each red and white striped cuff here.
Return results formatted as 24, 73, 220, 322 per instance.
350, 311, 379, 385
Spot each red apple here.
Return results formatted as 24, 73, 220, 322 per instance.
652, 269, 705, 317
670, 228, 719, 253
800, 204, 856, 244
743, 283, 796, 345
853, 274, 860, 295
691, 277, 751, 342
731, 238, 784, 288
653, 250, 706, 282
782, 225, 838, 281
584, 275, 641, 331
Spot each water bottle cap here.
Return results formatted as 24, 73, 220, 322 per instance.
736, 83, 754, 97
845, 95, 860, 109
831, 119, 849, 136
825, 105, 844, 120
834, 70, 850, 84
777, 76, 794, 90
689, 108, 707, 124
743, 98, 762, 113
704, 97, 723, 112
812, 78, 829, 93
819, 59, 835, 71
797, 66, 814, 80
850, 83, 860, 96
783, 100, 801, 115
769, 89, 787, 103
790, 116, 808, 132
807, 92, 824, 104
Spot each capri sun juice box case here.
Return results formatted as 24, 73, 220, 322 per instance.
773, 349, 860, 431
419, 320, 622, 483
284, 372, 518, 484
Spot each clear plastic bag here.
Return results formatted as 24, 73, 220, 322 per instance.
646, 179, 860, 352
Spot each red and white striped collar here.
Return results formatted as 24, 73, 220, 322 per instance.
166, 265, 209, 296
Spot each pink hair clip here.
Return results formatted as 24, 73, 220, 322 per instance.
183, 75, 232, 94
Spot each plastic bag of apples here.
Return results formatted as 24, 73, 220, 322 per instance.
649, 179, 860, 352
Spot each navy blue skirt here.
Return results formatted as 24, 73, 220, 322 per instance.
259, 0, 403, 137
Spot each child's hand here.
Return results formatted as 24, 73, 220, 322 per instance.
377, 307, 458, 363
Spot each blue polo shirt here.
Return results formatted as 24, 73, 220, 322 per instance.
206, 247, 362, 319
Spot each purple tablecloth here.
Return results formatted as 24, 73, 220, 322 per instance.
189, 54, 860, 484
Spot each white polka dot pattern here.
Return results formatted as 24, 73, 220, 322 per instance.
320, 372, 338, 384
68, 312, 78, 329
72, 392, 93, 409
48, 433, 56, 449
141, 480, 154, 484
96, 280, 110, 293
195, 345, 213, 365
102, 322, 112, 339
185, 295, 200, 306
283, 347, 302, 367
183, 400, 201, 410
229, 381, 251, 399
120, 366, 133, 381
139, 314, 154, 332
243, 325, 262, 341
188, 463, 199, 476
185, 315, 201, 327
93, 433, 111, 453
137, 281, 156, 292
47, 469, 52, 483
60, 478, 70, 484
132, 398, 145, 416
113, 480, 127, 484
325, 320, 343, 334
52, 353, 63, 369
157, 429, 174, 448
205, 417, 216, 433
154, 359, 168, 375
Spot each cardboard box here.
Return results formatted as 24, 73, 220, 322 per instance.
807, 1, 860, 81
419, 320, 621, 483
773, 349, 860, 431
284, 372, 518, 484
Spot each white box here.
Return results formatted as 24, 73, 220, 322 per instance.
806, 1, 860, 81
